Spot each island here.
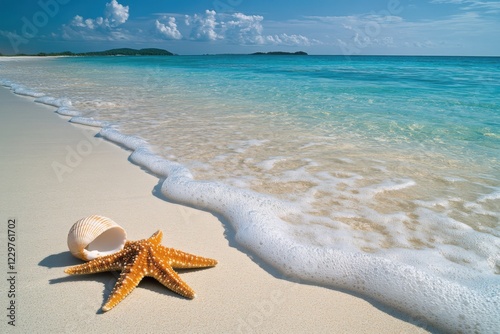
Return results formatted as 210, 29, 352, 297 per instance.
1, 48, 175, 57
251, 51, 308, 56
79, 48, 174, 56
0, 49, 310, 57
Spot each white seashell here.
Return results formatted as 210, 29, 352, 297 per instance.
67, 215, 127, 261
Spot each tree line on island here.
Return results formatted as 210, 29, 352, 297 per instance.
5, 48, 175, 57
0, 48, 308, 57
251, 51, 308, 55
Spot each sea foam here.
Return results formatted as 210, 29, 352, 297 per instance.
12, 84, 45, 98
56, 106, 82, 117
70, 116, 110, 128
35, 96, 72, 108
1, 81, 45, 98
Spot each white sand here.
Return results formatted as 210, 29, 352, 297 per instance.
0, 87, 431, 333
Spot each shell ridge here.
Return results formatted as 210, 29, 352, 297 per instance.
67, 215, 127, 261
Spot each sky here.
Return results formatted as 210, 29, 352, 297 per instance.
0, 0, 499, 55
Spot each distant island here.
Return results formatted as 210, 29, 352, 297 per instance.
0, 49, 309, 57
251, 51, 308, 56
79, 48, 174, 56
1, 48, 174, 57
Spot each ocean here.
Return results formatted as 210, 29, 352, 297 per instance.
1, 55, 499, 332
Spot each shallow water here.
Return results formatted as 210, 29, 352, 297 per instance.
1, 55, 499, 332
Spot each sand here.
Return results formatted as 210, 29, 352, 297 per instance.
0, 87, 431, 333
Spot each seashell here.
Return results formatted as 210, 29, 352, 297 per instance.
67, 215, 127, 261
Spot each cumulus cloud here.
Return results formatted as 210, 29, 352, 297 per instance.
224, 13, 265, 44
155, 17, 182, 40
184, 10, 314, 46
105, 0, 129, 27
185, 10, 221, 41
61, 0, 130, 40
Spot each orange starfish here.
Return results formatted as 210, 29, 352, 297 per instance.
64, 230, 217, 312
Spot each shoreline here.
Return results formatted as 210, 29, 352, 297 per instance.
0, 87, 431, 333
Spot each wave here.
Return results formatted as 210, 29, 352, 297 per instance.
69, 116, 111, 128
35, 95, 72, 108
56, 106, 82, 117
1, 80, 45, 98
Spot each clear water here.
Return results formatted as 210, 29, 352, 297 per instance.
1, 55, 499, 332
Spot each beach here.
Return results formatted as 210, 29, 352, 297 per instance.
0, 86, 431, 333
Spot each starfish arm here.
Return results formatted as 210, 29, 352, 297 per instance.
64, 251, 126, 275
158, 246, 218, 269
102, 259, 146, 312
150, 257, 197, 299
149, 230, 163, 246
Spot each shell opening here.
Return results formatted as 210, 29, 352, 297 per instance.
86, 227, 126, 256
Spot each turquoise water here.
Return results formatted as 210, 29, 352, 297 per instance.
1, 55, 499, 332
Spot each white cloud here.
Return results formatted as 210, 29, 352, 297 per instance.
186, 10, 221, 41
266, 34, 313, 46
183, 10, 314, 46
105, 0, 129, 27
61, 0, 130, 41
430, 0, 500, 12
224, 13, 265, 44
155, 17, 182, 40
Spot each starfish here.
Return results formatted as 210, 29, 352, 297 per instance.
64, 230, 217, 312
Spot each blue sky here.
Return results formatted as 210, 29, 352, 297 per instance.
0, 0, 499, 55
